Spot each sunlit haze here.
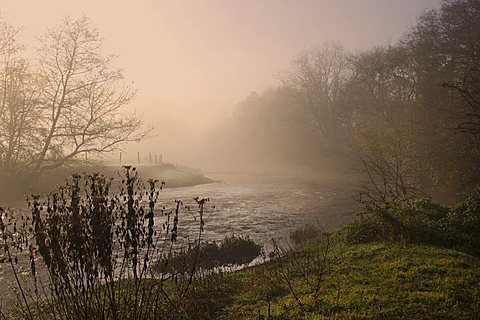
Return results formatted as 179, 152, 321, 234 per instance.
1, 0, 441, 167
2, 1, 480, 316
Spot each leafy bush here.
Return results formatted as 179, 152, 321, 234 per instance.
221, 235, 262, 266
398, 198, 449, 244
347, 188, 480, 255
345, 217, 396, 244
446, 186, 480, 253
449, 186, 480, 232
346, 199, 444, 244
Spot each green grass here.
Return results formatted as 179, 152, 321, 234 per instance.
197, 237, 480, 319
5, 232, 480, 319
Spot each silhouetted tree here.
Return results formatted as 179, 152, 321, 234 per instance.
32, 17, 148, 175
0, 18, 43, 176
0, 16, 149, 179
282, 42, 353, 152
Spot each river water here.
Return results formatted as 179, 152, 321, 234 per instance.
156, 173, 358, 248
0, 173, 358, 305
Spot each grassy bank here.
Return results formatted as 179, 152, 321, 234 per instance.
5, 231, 479, 319
194, 236, 480, 319
172, 187, 480, 319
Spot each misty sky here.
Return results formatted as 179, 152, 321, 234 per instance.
1, 0, 442, 165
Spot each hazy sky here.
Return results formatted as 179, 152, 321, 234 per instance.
0, 0, 442, 165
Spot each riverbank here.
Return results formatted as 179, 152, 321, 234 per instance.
184, 188, 480, 318
3, 173, 478, 319
180, 233, 480, 319
2, 214, 479, 319
0, 164, 214, 206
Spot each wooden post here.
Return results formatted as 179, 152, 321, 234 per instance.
155, 154, 158, 166
149, 152, 152, 166
137, 152, 140, 165
119, 152, 122, 166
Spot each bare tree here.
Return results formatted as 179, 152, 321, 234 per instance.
0, 61, 43, 173
354, 123, 418, 208
29, 17, 148, 175
282, 42, 352, 150
0, 17, 44, 175
349, 46, 417, 126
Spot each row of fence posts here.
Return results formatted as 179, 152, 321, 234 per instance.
119, 152, 164, 166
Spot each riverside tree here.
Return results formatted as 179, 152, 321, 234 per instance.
281, 42, 352, 152
0, 16, 148, 179
0, 18, 43, 176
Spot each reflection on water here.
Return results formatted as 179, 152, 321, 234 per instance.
155, 173, 357, 248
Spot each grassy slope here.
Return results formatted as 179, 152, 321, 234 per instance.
202, 239, 480, 319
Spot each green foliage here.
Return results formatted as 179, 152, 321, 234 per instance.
220, 235, 262, 266
345, 216, 396, 244
346, 186, 480, 257
449, 186, 480, 232
447, 185, 480, 252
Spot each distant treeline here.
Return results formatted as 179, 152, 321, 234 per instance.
210, 0, 480, 203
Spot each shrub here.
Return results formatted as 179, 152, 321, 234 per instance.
155, 235, 262, 274
347, 189, 480, 256
220, 235, 262, 266
346, 198, 447, 243
345, 217, 395, 244
289, 224, 323, 247
447, 186, 480, 253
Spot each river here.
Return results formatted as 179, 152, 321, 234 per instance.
155, 173, 358, 248
0, 172, 358, 305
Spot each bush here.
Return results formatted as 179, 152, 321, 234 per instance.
447, 186, 480, 253
345, 198, 447, 244
289, 224, 323, 246
155, 235, 262, 274
221, 235, 262, 266
347, 189, 480, 256
345, 217, 395, 244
